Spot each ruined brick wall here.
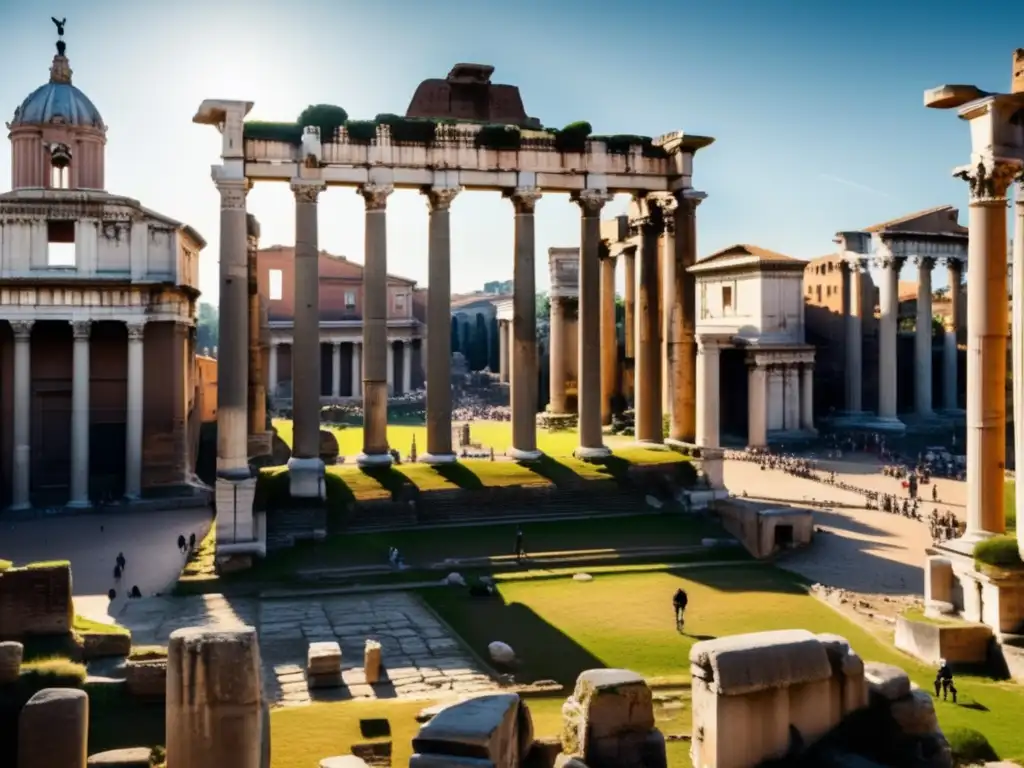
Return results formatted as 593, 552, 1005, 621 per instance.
0, 563, 73, 639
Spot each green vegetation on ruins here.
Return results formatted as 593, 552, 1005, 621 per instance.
973, 534, 1024, 570
242, 103, 669, 157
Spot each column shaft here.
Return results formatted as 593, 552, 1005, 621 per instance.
331, 343, 341, 398
246, 218, 265, 439
747, 363, 767, 449
290, 182, 324, 460
844, 261, 864, 412
268, 344, 278, 398
877, 254, 903, 420
696, 340, 720, 448
782, 364, 799, 431
11, 321, 33, 510
915, 258, 935, 416
386, 343, 394, 394
125, 323, 145, 499
68, 321, 91, 507
575, 190, 612, 456
945, 259, 964, 410
548, 303, 567, 412
402, 342, 412, 395
599, 252, 617, 425
635, 203, 663, 443
674, 196, 700, 442
359, 184, 394, 464
508, 188, 541, 459
424, 187, 458, 461
216, 180, 251, 476
351, 342, 361, 398
661, 203, 676, 420
499, 320, 511, 385
1014, 184, 1024, 558
801, 363, 815, 430
622, 247, 636, 404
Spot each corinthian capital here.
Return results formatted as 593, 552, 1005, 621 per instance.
71, 320, 92, 340
359, 183, 394, 211
954, 159, 1022, 203
10, 320, 34, 341
914, 255, 936, 271
424, 186, 461, 212
506, 186, 542, 215
217, 178, 251, 211
574, 188, 612, 217
290, 180, 325, 204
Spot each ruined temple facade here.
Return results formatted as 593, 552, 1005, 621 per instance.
0, 31, 205, 510
405, 63, 542, 128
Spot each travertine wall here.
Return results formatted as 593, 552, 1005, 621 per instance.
0, 563, 72, 639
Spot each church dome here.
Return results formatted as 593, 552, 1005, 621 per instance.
11, 81, 104, 129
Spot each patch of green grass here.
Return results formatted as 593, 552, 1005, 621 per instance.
128, 646, 168, 661
73, 614, 130, 637
0, 559, 11, 572
900, 607, 972, 627
1006, 480, 1017, 531
18, 656, 87, 688
947, 727, 998, 765
179, 527, 217, 582
973, 535, 1023, 569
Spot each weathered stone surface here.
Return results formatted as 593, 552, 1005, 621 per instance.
864, 662, 911, 702
18, 688, 89, 768
0, 563, 72, 639
889, 688, 940, 737
488, 641, 515, 666
523, 737, 561, 768
364, 639, 382, 684
81, 632, 132, 660
413, 693, 529, 768
0, 640, 24, 684
86, 747, 152, 767
308, 641, 343, 675
309, 672, 344, 690
690, 629, 832, 696
124, 659, 167, 699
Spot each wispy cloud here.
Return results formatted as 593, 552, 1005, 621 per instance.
818, 173, 898, 200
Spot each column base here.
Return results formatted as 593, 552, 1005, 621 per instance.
214, 472, 258, 545
508, 447, 543, 462
5, 501, 31, 513
631, 439, 669, 451
825, 412, 906, 434
419, 452, 458, 465
286, 457, 326, 499
574, 445, 612, 460
355, 452, 394, 468
66, 499, 92, 510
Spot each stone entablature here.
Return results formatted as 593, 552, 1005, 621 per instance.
548, 247, 579, 298
0, 284, 193, 325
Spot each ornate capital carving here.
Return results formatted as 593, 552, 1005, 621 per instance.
10, 320, 34, 341
574, 189, 612, 217
915, 255, 937, 271
424, 186, 461, 212
126, 322, 146, 342
71, 320, 92, 340
875, 253, 906, 272
945, 256, 965, 273
359, 183, 394, 211
291, 181, 325, 204
506, 186, 542, 215
955, 160, 1022, 203
217, 179, 251, 211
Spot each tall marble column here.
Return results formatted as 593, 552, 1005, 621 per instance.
246, 214, 265, 441
622, 245, 637, 404
498, 321, 510, 384
599, 245, 617, 425
402, 341, 412, 395
801, 362, 815, 431
548, 299, 568, 413
747, 361, 767, 449
506, 187, 542, 460
288, 180, 327, 494
635, 198, 663, 444
268, 342, 279, 398
672, 194, 702, 443
125, 322, 145, 499
695, 336, 720, 448
843, 259, 864, 413
331, 343, 341, 399
959, 161, 1016, 541
386, 343, 394, 394
574, 189, 612, 458
1014, 182, 1024, 559
351, 342, 361, 398
659, 195, 678, 423
877, 250, 904, 422
67, 320, 91, 508
357, 183, 394, 466
944, 257, 964, 411
915, 256, 935, 417
782, 364, 800, 431
10, 320, 33, 510
422, 186, 459, 463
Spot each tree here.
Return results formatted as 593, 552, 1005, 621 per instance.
474, 314, 489, 371
196, 302, 219, 355
536, 292, 550, 322
488, 316, 500, 371
450, 316, 460, 355
460, 322, 473, 368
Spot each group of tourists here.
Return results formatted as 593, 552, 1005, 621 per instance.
928, 509, 964, 544
106, 551, 142, 601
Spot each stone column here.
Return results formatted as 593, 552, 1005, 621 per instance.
166, 627, 263, 768
944, 257, 964, 411
507, 186, 542, 460
548, 301, 567, 413
351, 342, 361, 398
1014, 182, 1024, 559
421, 186, 459, 463
877, 250, 904, 422
696, 336, 720, 448
18, 688, 89, 768
331, 343, 341, 398
574, 188, 613, 458
801, 362, 815, 431
402, 341, 412, 395
747, 361, 767, 449
659, 195, 678, 423
622, 245, 637, 404
246, 214, 265, 441
357, 183, 394, 466
498, 320, 511, 385
68, 320, 91, 508
10, 320, 33, 510
386, 342, 394, 394
915, 256, 935, 417
288, 180, 327, 494
268, 342, 279, 398
599, 245, 617, 425
959, 161, 1016, 541
635, 198, 663, 444
125, 322, 145, 499
843, 259, 864, 413
782, 364, 800, 431
672, 194, 702, 443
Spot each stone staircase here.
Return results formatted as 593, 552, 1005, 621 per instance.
265, 507, 327, 552
414, 487, 654, 526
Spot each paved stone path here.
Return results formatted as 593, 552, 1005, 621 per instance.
118, 591, 493, 707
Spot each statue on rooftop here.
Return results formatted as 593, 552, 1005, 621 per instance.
52, 17, 67, 56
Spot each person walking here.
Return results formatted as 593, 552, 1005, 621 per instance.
934, 659, 957, 703
673, 588, 689, 632
514, 527, 525, 563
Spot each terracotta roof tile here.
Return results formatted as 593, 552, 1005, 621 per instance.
698, 244, 803, 265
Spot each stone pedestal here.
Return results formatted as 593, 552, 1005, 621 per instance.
18, 688, 89, 768
508, 187, 542, 461
214, 472, 260, 548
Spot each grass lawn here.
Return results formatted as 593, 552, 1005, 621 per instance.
1006, 479, 1017, 531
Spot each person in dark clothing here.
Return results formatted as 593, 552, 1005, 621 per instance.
514, 528, 525, 563
129, 585, 142, 599
934, 660, 957, 702
673, 588, 689, 631
177, 534, 187, 553
116, 552, 126, 571
113, 564, 122, 581
107, 588, 117, 601
189, 532, 197, 552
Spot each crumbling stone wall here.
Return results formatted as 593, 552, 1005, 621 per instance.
0, 563, 73, 639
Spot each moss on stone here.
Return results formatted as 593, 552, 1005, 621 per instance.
475, 124, 522, 151
973, 535, 1023, 569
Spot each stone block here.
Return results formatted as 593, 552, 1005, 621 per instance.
0, 563, 73, 639
364, 639, 382, 684
889, 688, 940, 737
412, 692, 530, 768
86, 747, 152, 767
863, 662, 911, 702
308, 641, 342, 676
320, 758, 371, 768
308, 672, 344, 690
0, 640, 24, 685
894, 615, 993, 665
81, 632, 132, 660
925, 557, 954, 605
124, 659, 167, 700
18, 688, 89, 768
690, 629, 832, 696
522, 737, 561, 768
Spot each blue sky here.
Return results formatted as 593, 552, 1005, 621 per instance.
1, 0, 1021, 303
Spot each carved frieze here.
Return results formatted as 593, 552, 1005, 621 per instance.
954, 160, 1022, 203
424, 186, 461, 212
359, 183, 394, 211
506, 186, 542, 215
102, 221, 130, 242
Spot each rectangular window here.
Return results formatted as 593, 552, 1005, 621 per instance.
395, 293, 406, 311
722, 285, 733, 313
50, 166, 69, 190
344, 290, 356, 309
268, 269, 283, 301
47, 220, 76, 267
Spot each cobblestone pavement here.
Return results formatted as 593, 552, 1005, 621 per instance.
118, 591, 494, 707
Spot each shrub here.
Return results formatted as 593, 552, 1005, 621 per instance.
19, 657, 87, 691
375, 113, 437, 144
297, 104, 348, 142
594, 134, 649, 155
345, 119, 378, 143
475, 124, 522, 151
242, 121, 303, 144
552, 120, 592, 153
946, 727, 998, 766
973, 534, 1023, 569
